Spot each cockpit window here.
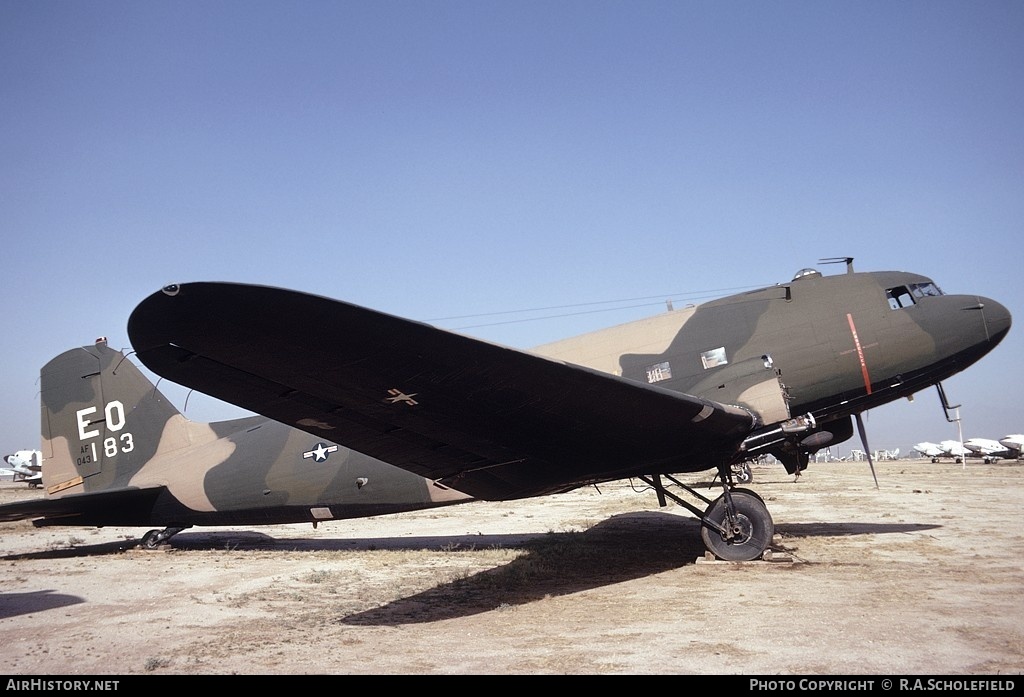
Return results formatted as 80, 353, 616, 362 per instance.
887, 282, 943, 309
911, 282, 943, 298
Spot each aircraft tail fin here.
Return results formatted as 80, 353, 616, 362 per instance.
39, 338, 190, 496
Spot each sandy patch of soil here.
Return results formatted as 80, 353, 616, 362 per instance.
1, 458, 1022, 675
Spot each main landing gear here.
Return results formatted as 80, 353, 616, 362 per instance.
700, 488, 773, 561
139, 525, 191, 550
639, 463, 774, 562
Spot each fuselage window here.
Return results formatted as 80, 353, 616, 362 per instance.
701, 347, 728, 369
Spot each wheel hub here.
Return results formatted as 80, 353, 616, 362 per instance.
726, 514, 752, 543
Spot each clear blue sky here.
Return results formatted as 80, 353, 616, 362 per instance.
2, 1, 1022, 462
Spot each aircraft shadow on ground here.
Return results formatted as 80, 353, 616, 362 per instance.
334, 516, 943, 627
1, 514, 942, 626
0, 589, 83, 619
777, 522, 940, 538
338, 510, 705, 626
2, 538, 140, 561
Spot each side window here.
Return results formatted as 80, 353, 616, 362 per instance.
701, 347, 728, 369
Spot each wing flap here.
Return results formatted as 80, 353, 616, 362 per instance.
129, 283, 756, 499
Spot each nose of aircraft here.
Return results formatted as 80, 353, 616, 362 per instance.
979, 296, 1012, 344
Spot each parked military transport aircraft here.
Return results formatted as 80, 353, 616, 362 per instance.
0, 260, 1011, 561
0, 339, 473, 547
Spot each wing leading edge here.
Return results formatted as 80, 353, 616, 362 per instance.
127, 282, 756, 500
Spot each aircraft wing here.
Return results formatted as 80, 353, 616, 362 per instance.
128, 282, 757, 500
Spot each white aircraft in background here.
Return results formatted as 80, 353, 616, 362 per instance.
913, 440, 970, 463
998, 434, 1024, 459
963, 437, 1015, 463
1, 450, 42, 488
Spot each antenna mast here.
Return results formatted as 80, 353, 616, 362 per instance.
820, 257, 855, 274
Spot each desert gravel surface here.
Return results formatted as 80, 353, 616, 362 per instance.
1, 458, 1022, 675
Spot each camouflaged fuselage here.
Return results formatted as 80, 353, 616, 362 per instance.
32, 342, 471, 527
535, 269, 1011, 436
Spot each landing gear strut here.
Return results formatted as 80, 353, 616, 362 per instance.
639, 464, 774, 561
140, 526, 190, 549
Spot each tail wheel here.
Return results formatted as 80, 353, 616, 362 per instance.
139, 526, 188, 550
701, 490, 774, 561
733, 461, 753, 483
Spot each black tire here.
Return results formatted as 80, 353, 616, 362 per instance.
701, 490, 774, 561
731, 486, 764, 504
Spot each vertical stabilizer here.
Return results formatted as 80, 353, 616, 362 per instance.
39, 339, 186, 496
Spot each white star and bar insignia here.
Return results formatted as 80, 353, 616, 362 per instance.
303, 443, 339, 462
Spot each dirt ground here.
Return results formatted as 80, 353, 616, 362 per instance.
1, 458, 1022, 676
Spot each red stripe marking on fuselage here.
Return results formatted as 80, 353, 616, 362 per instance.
846, 313, 872, 395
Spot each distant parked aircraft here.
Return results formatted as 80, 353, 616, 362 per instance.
998, 434, 1024, 459
963, 437, 1014, 463
913, 441, 969, 463
2, 450, 42, 487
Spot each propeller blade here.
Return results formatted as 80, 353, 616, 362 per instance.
855, 412, 880, 489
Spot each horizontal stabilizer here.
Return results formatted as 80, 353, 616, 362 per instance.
0, 487, 165, 526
